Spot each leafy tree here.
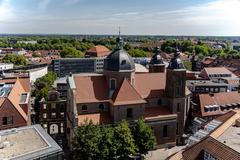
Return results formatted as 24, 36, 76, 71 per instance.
132, 118, 156, 156
113, 120, 137, 159
73, 120, 101, 160
2, 54, 27, 65
128, 49, 150, 57
60, 46, 83, 58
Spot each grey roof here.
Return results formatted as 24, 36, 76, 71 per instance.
0, 124, 62, 160
104, 49, 135, 72
168, 49, 185, 70
150, 47, 165, 65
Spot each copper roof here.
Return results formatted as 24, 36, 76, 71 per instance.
85, 45, 110, 57
78, 112, 112, 125
74, 75, 109, 103
111, 79, 146, 105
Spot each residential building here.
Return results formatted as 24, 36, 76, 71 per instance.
0, 77, 31, 130
199, 91, 240, 120
170, 111, 240, 160
187, 80, 228, 94
40, 90, 67, 150
52, 57, 105, 77
66, 36, 191, 149
199, 67, 239, 91
0, 124, 63, 160
85, 45, 111, 57
0, 63, 13, 71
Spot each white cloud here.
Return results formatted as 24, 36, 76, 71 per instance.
38, 0, 52, 10
114, 12, 139, 16
0, 0, 13, 21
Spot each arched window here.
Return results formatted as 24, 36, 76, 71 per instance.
82, 105, 87, 111
50, 124, 59, 134
110, 79, 116, 90
158, 99, 162, 105
99, 104, 104, 110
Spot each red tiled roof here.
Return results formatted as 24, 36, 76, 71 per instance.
78, 112, 112, 125
144, 107, 172, 120
182, 136, 240, 160
74, 75, 109, 103
134, 73, 166, 98
85, 45, 110, 57
111, 79, 146, 106
199, 92, 240, 117
200, 67, 237, 78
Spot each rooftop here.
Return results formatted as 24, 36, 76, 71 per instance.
0, 125, 62, 160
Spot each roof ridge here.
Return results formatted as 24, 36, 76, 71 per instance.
111, 78, 146, 105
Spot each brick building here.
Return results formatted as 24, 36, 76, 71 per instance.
66, 37, 191, 149
0, 77, 31, 130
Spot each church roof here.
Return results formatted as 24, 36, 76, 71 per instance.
111, 78, 146, 106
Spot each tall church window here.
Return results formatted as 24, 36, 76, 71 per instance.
110, 79, 116, 90
163, 125, 168, 137
127, 108, 133, 118
177, 103, 181, 112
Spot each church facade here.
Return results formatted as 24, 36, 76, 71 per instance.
66, 36, 191, 148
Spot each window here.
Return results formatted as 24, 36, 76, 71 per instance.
43, 124, 47, 131
127, 108, 133, 118
60, 123, 64, 133
2, 116, 13, 125
43, 104, 47, 109
163, 125, 168, 137
204, 151, 216, 160
110, 79, 116, 90
50, 124, 58, 134
51, 113, 56, 118
176, 123, 179, 135
60, 112, 65, 118
82, 105, 87, 111
99, 104, 104, 110
43, 113, 47, 119
177, 103, 181, 112
51, 103, 56, 109
158, 99, 162, 105
121, 60, 126, 65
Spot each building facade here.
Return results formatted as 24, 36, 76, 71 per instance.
66, 37, 191, 149
52, 57, 105, 77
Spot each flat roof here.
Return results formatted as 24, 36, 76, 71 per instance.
0, 125, 62, 160
217, 125, 240, 153
187, 80, 228, 86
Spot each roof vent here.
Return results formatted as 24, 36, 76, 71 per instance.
235, 118, 240, 127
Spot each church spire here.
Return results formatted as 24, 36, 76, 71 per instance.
116, 27, 124, 50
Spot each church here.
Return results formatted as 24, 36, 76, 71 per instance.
66, 35, 191, 148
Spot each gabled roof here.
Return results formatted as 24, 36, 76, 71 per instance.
182, 136, 240, 160
74, 75, 109, 103
111, 78, 146, 106
85, 45, 110, 57
199, 92, 240, 117
7, 79, 28, 121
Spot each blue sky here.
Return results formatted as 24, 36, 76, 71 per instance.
0, 0, 240, 36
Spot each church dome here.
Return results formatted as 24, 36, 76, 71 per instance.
150, 47, 164, 65
104, 36, 135, 72
168, 48, 185, 69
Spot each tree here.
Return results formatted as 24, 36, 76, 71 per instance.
60, 46, 83, 58
2, 54, 27, 66
73, 120, 101, 160
132, 118, 156, 156
128, 49, 150, 57
113, 120, 137, 159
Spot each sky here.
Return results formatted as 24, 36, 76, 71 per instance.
0, 0, 240, 36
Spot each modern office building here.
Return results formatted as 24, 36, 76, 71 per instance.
52, 57, 105, 77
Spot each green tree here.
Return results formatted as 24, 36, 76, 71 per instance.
128, 49, 150, 57
113, 120, 137, 159
2, 54, 27, 66
73, 120, 101, 160
60, 46, 83, 58
132, 118, 156, 156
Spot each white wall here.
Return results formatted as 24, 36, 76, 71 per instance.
29, 67, 48, 84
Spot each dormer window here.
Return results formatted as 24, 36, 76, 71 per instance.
82, 105, 87, 111
121, 60, 126, 65
110, 79, 116, 90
